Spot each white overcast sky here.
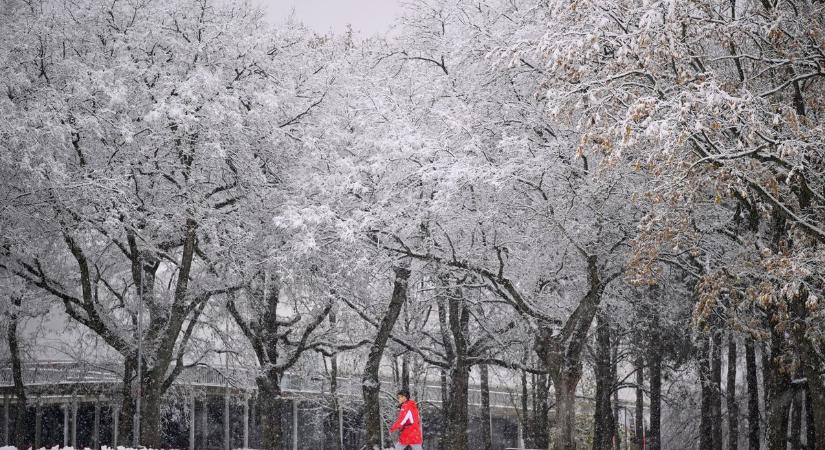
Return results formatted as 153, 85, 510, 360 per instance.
255, 0, 404, 35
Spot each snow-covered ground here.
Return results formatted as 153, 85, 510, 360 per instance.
0, 447, 316, 450
0, 448, 405, 450
1, 447, 191, 450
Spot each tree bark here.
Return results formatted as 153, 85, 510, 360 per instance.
532, 372, 537, 443
521, 369, 531, 449
552, 366, 582, 450
699, 333, 714, 450
401, 354, 410, 393
807, 389, 816, 449
328, 311, 343, 450
119, 356, 136, 445
642, 299, 661, 450
140, 385, 164, 448
648, 329, 661, 450
634, 355, 644, 450
765, 331, 792, 450
257, 380, 285, 450
441, 281, 470, 450
81, 221, 205, 447
444, 362, 470, 450
440, 369, 450, 450
593, 311, 615, 450
363, 265, 411, 450
481, 364, 493, 450
437, 291, 452, 450
798, 340, 825, 449
533, 373, 550, 449
789, 287, 825, 450
612, 329, 621, 450
131, 219, 212, 447
727, 334, 739, 450
8, 295, 29, 450
14, 214, 215, 448
790, 389, 802, 450
745, 338, 760, 450
711, 331, 724, 450
227, 272, 332, 450
538, 256, 607, 450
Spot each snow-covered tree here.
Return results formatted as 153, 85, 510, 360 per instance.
0, 0, 334, 445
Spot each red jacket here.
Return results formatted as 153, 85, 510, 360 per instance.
389, 399, 423, 445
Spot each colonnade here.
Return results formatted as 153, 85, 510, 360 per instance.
0, 391, 268, 450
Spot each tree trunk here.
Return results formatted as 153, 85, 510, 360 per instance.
132, 221, 200, 447
644, 302, 661, 450
727, 335, 739, 450
330, 356, 343, 450
531, 372, 537, 445
533, 373, 550, 449
807, 389, 816, 449
710, 331, 724, 450
542, 257, 606, 450
745, 338, 760, 450
521, 369, 531, 449
140, 384, 164, 448
444, 361, 469, 450
442, 282, 470, 450
648, 333, 661, 450
440, 369, 450, 450
15, 215, 206, 450
438, 291, 452, 450
227, 272, 331, 450
634, 356, 644, 450
593, 312, 615, 450
329, 311, 343, 450
481, 364, 493, 450
612, 329, 621, 450
764, 213, 791, 450
257, 379, 285, 450
765, 333, 792, 450
790, 389, 802, 450
552, 366, 582, 450
699, 333, 714, 450
119, 356, 136, 446
516, 255, 606, 450
401, 354, 410, 392
790, 288, 825, 450
8, 295, 29, 450
363, 265, 411, 450
798, 341, 825, 449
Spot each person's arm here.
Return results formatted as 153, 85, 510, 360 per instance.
389, 404, 408, 433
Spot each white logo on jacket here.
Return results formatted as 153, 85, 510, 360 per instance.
400, 409, 414, 426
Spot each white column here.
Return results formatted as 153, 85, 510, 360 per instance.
34, 397, 42, 449
3, 394, 9, 445
190, 394, 196, 450
71, 396, 78, 448
112, 404, 120, 448
224, 392, 230, 450
292, 399, 298, 450
63, 402, 70, 447
517, 415, 525, 450
93, 397, 101, 450
201, 397, 208, 450
250, 398, 256, 444
488, 409, 493, 449
379, 406, 385, 449
242, 395, 249, 450
338, 402, 344, 450
624, 407, 630, 450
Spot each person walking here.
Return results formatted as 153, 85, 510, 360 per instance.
389, 389, 424, 450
